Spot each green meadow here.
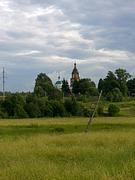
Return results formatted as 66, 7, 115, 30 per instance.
0, 117, 135, 180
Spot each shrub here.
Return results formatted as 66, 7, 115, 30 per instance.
50, 100, 66, 117
25, 102, 41, 118
43, 102, 53, 117
108, 104, 120, 116
36, 98, 53, 117
106, 88, 123, 102
106, 91, 113, 102
83, 107, 92, 117
82, 106, 97, 117
0, 110, 8, 118
64, 97, 78, 116
97, 104, 104, 116
14, 105, 28, 118
2, 93, 26, 118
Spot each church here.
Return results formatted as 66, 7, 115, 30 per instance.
70, 62, 80, 87
55, 62, 80, 90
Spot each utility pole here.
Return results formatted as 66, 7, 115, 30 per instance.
2, 67, 5, 100
85, 90, 102, 132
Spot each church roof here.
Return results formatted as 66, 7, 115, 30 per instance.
72, 63, 79, 74
55, 80, 62, 85
55, 75, 62, 85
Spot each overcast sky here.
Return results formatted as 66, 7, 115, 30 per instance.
0, 0, 135, 92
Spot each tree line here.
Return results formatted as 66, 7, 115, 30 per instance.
0, 68, 134, 118
62, 68, 135, 100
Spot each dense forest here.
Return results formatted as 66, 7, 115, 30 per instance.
0, 68, 135, 119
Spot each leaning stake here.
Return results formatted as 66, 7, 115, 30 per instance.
85, 90, 102, 132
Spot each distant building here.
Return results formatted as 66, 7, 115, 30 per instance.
70, 62, 80, 87
55, 63, 80, 90
55, 75, 62, 90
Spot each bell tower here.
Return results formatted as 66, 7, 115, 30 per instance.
70, 62, 80, 87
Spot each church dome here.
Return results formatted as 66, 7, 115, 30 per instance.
55, 75, 62, 90
55, 80, 62, 85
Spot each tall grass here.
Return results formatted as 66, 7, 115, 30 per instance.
0, 117, 135, 179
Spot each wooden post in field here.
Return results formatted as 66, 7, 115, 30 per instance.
85, 90, 102, 132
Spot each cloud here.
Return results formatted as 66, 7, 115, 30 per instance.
0, 0, 135, 91
15, 50, 41, 56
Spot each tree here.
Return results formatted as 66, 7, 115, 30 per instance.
98, 79, 104, 93
72, 80, 80, 94
98, 71, 120, 96
48, 87, 62, 100
115, 69, 131, 82
50, 100, 66, 117
104, 71, 119, 94
127, 78, 135, 96
106, 88, 123, 102
25, 102, 41, 118
2, 93, 27, 118
34, 73, 54, 97
98, 69, 131, 100
115, 68, 131, 96
72, 78, 98, 96
64, 96, 79, 116
14, 104, 28, 118
34, 73, 62, 100
25, 94, 41, 117
79, 79, 98, 95
25, 95, 54, 117
62, 79, 70, 96
108, 104, 120, 116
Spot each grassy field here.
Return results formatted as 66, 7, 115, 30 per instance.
0, 117, 135, 180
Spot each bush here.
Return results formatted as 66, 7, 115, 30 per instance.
108, 104, 120, 116
36, 98, 53, 117
43, 102, 53, 117
0, 110, 8, 118
64, 97, 78, 116
83, 107, 92, 117
106, 88, 123, 102
25, 102, 41, 118
97, 104, 104, 116
82, 106, 98, 117
14, 105, 28, 118
50, 100, 66, 117
2, 93, 26, 118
